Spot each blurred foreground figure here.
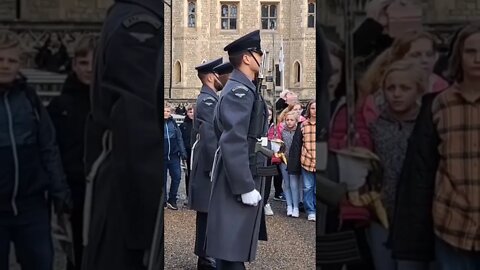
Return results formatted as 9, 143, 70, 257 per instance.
82, 1, 164, 269
0, 30, 71, 270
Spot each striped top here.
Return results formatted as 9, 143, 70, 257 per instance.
431, 84, 480, 251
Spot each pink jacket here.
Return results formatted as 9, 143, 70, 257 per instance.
430, 74, 449, 93
268, 123, 284, 140
268, 115, 307, 141
328, 96, 378, 151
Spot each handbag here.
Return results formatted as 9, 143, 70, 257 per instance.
339, 201, 371, 228
270, 124, 283, 164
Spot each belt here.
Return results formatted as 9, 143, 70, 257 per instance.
316, 230, 363, 265
256, 165, 278, 177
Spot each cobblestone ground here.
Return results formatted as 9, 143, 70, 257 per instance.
10, 171, 315, 270
165, 172, 316, 270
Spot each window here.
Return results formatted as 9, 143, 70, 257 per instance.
174, 61, 182, 83
261, 3, 278, 30
188, 1, 196, 28
294, 61, 301, 84
275, 64, 281, 87
308, 1, 315, 28
221, 3, 238, 30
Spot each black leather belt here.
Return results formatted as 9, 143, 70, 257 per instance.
256, 165, 278, 177
316, 231, 363, 265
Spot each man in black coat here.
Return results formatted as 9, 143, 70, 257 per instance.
82, 1, 164, 269
180, 103, 194, 202
48, 35, 96, 270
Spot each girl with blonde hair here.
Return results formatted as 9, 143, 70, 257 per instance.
368, 59, 429, 270
360, 31, 449, 107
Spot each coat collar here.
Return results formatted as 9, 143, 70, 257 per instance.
200, 85, 218, 100
229, 69, 256, 92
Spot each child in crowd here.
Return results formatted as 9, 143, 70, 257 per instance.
279, 111, 301, 217
369, 60, 429, 270
300, 100, 316, 221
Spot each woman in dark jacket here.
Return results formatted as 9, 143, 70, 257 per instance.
391, 92, 440, 262
48, 72, 91, 270
287, 124, 303, 176
179, 104, 194, 200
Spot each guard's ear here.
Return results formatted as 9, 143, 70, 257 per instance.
242, 53, 251, 66
208, 73, 216, 83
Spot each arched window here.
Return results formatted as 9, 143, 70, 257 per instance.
188, 1, 196, 28
294, 61, 301, 84
174, 61, 182, 83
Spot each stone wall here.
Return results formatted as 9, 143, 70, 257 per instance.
20, 0, 111, 21
425, 0, 480, 22
0, 0, 16, 20
165, 0, 316, 101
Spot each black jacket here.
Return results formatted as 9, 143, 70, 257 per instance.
275, 98, 288, 115
287, 123, 303, 175
179, 115, 193, 154
391, 92, 441, 261
48, 74, 90, 184
353, 18, 393, 72
0, 78, 69, 214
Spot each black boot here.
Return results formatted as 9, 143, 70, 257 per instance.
197, 256, 216, 270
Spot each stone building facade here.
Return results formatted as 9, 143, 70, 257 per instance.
2, 0, 480, 104
0, 0, 109, 67
164, 0, 317, 103
0, 0, 110, 21
318, 0, 479, 46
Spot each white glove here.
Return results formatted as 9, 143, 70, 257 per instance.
241, 189, 262, 206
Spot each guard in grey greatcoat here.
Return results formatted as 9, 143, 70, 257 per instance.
189, 57, 223, 270
205, 30, 268, 270
82, 0, 164, 269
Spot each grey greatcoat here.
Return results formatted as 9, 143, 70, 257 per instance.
189, 86, 218, 213
205, 69, 268, 262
